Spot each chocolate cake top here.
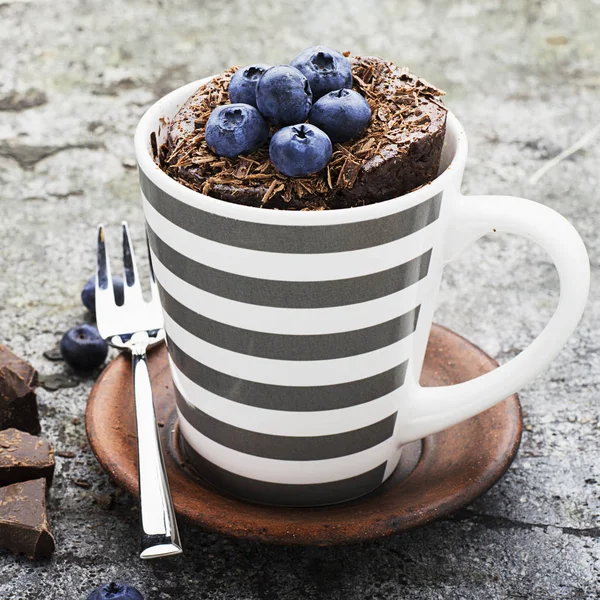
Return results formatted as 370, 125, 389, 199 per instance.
160, 55, 446, 210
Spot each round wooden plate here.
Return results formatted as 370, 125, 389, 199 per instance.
86, 324, 522, 546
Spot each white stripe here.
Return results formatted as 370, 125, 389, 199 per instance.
151, 250, 429, 335
178, 412, 394, 484
143, 194, 441, 282
170, 360, 403, 436
165, 311, 415, 386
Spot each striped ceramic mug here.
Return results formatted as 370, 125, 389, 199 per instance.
135, 79, 590, 507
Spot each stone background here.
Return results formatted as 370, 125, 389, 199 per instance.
0, 0, 599, 598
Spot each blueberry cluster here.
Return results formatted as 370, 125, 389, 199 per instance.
206, 46, 372, 178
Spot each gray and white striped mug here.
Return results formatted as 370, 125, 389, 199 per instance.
135, 79, 589, 507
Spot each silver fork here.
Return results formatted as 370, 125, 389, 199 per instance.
95, 222, 182, 559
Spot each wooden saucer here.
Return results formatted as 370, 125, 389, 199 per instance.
86, 324, 522, 546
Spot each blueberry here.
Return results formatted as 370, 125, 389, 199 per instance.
60, 324, 108, 371
229, 63, 271, 107
269, 123, 332, 177
309, 89, 372, 143
82, 275, 124, 314
87, 582, 144, 600
290, 46, 352, 100
205, 103, 269, 158
255, 65, 312, 126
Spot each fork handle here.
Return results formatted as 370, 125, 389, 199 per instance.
131, 347, 182, 559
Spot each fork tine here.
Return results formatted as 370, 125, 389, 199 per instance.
122, 221, 138, 286
122, 221, 144, 302
96, 225, 112, 289
96, 225, 116, 329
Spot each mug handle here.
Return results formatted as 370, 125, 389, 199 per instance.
397, 194, 590, 445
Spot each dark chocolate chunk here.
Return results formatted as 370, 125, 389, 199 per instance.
0, 429, 54, 487
0, 366, 40, 434
56, 450, 75, 459
0, 478, 55, 559
0, 344, 38, 388
72, 478, 90, 489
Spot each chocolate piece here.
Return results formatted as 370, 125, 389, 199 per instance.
0, 429, 54, 487
0, 478, 55, 559
0, 344, 38, 388
161, 55, 447, 210
0, 366, 40, 434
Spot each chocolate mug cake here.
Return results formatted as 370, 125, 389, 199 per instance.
135, 46, 590, 508
158, 48, 447, 210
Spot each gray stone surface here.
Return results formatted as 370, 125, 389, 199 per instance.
0, 0, 599, 597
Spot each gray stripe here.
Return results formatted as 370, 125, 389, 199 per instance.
140, 169, 442, 254
148, 227, 432, 308
180, 436, 387, 506
168, 338, 409, 411
160, 286, 420, 360
175, 388, 397, 460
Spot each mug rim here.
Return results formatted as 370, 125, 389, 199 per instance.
135, 78, 468, 224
